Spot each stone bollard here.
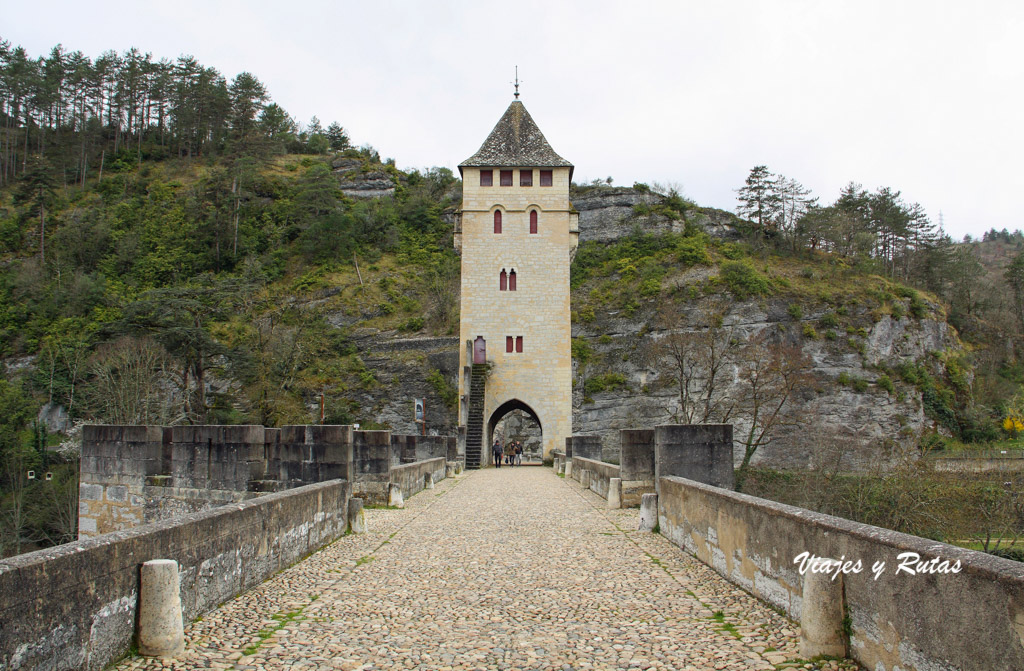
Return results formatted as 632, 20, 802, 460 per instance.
638, 493, 658, 531
348, 497, 366, 534
608, 477, 622, 509
425, 473, 435, 489
580, 469, 591, 489
564, 460, 573, 478
138, 559, 185, 657
455, 461, 464, 475
556, 458, 565, 475
799, 562, 847, 658
388, 483, 405, 508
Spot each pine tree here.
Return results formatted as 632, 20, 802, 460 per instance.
735, 165, 781, 232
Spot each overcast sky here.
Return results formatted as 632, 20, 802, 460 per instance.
6, 0, 1023, 240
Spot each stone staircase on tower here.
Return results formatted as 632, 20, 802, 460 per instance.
465, 364, 487, 469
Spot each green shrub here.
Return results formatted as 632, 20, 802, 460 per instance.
719, 242, 745, 260
852, 377, 869, 393
825, 329, 838, 341
400, 316, 424, 332
571, 338, 593, 367
788, 304, 803, 320
890, 302, 906, 319
585, 372, 629, 394
877, 374, 894, 394
639, 277, 661, 297
598, 334, 612, 344
675, 235, 711, 266
838, 372, 851, 385
802, 324, 818, 339
427, 368, 458, 409
909, 296, 927, 319
821, 312, 840, 328
719, 260, 772, 298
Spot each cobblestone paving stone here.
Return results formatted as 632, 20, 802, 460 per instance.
119, 468, 861, 671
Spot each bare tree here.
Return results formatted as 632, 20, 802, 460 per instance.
655, 298, 740, 424
734, 336, 815, 491
83, 336, 182, 424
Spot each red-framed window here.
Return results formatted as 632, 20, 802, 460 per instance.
493, 210, 502, 234
500, 170, 513, 186
480, 169, 493, 186
499, 269, 507, 291
540, 170, 553, 186
529, 210, 538, 234
509, 269, 517, 291
515, 336, 523, 353
520, 169, 533, 187
506, 336, 514, 353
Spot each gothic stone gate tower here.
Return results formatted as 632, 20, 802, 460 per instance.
456, 100, 578, 464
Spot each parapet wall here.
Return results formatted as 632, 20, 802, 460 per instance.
658, 475, 1024, 671
1, 479, 351, 671
81, 425, 459, 534
391, 458, 447, 500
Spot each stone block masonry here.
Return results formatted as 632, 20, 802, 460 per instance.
81, 425, 456, 535
0, 479, 351, 671
658, 475, 1024, 671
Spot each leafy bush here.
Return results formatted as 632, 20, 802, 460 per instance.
802, 324, 818, 339
825, 329, 838, 341
852, 377, 869, 393
584, 372, 629, 395
788, 304, 803, 320
719, 260, 772, 298
891, 302, 906, 319
877, 375, 894, 394
821, 312, 840, 328
675, 235, 711, 266
838, 372, 851, 386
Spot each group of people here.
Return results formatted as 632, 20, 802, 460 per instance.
491, 439, 524, 468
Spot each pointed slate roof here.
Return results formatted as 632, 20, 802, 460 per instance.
460, 101, 573, 178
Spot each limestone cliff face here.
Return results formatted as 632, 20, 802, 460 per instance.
572, 185, 741, 242
571, 299, 955, 471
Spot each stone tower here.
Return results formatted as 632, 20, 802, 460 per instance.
456, 100, 578, 465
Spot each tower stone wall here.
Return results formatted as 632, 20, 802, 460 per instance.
457, 101, 578, 460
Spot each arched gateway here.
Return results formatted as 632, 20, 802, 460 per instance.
455, 99, 579, 466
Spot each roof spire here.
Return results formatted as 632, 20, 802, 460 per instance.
513, 66, 521, 100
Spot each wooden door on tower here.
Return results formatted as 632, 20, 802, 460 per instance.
473, 336, 486, 364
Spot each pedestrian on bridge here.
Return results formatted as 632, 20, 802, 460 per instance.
492, 439, 503, 468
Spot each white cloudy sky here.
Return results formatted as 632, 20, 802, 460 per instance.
7, 0, 1023, 239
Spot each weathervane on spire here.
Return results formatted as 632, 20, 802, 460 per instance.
513, 66, 521, 99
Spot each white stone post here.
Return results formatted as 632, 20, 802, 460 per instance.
799, 563, 847, 658
137, 559, 185, 657
638, 493, 658, 531
607, 477, 622, 509
425, 473, 435, 489
564, 460, 573, 478
580, 469, 591, 489
348, 498, 366, 534
388, 483, 405, 508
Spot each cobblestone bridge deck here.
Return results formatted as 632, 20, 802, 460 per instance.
120, 468, 858, 671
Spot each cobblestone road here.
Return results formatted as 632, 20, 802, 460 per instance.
120, 467, 858, 671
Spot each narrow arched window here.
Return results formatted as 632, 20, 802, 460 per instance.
493, 210, 502, 234
499, 269, 507, 291
509, 269, 517, 291
529, 210, 538, 234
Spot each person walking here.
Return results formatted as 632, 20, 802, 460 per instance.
514, 442, 523, 466
492, 439, 503, 468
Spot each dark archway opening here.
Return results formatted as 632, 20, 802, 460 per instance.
488, 399, 543, 465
